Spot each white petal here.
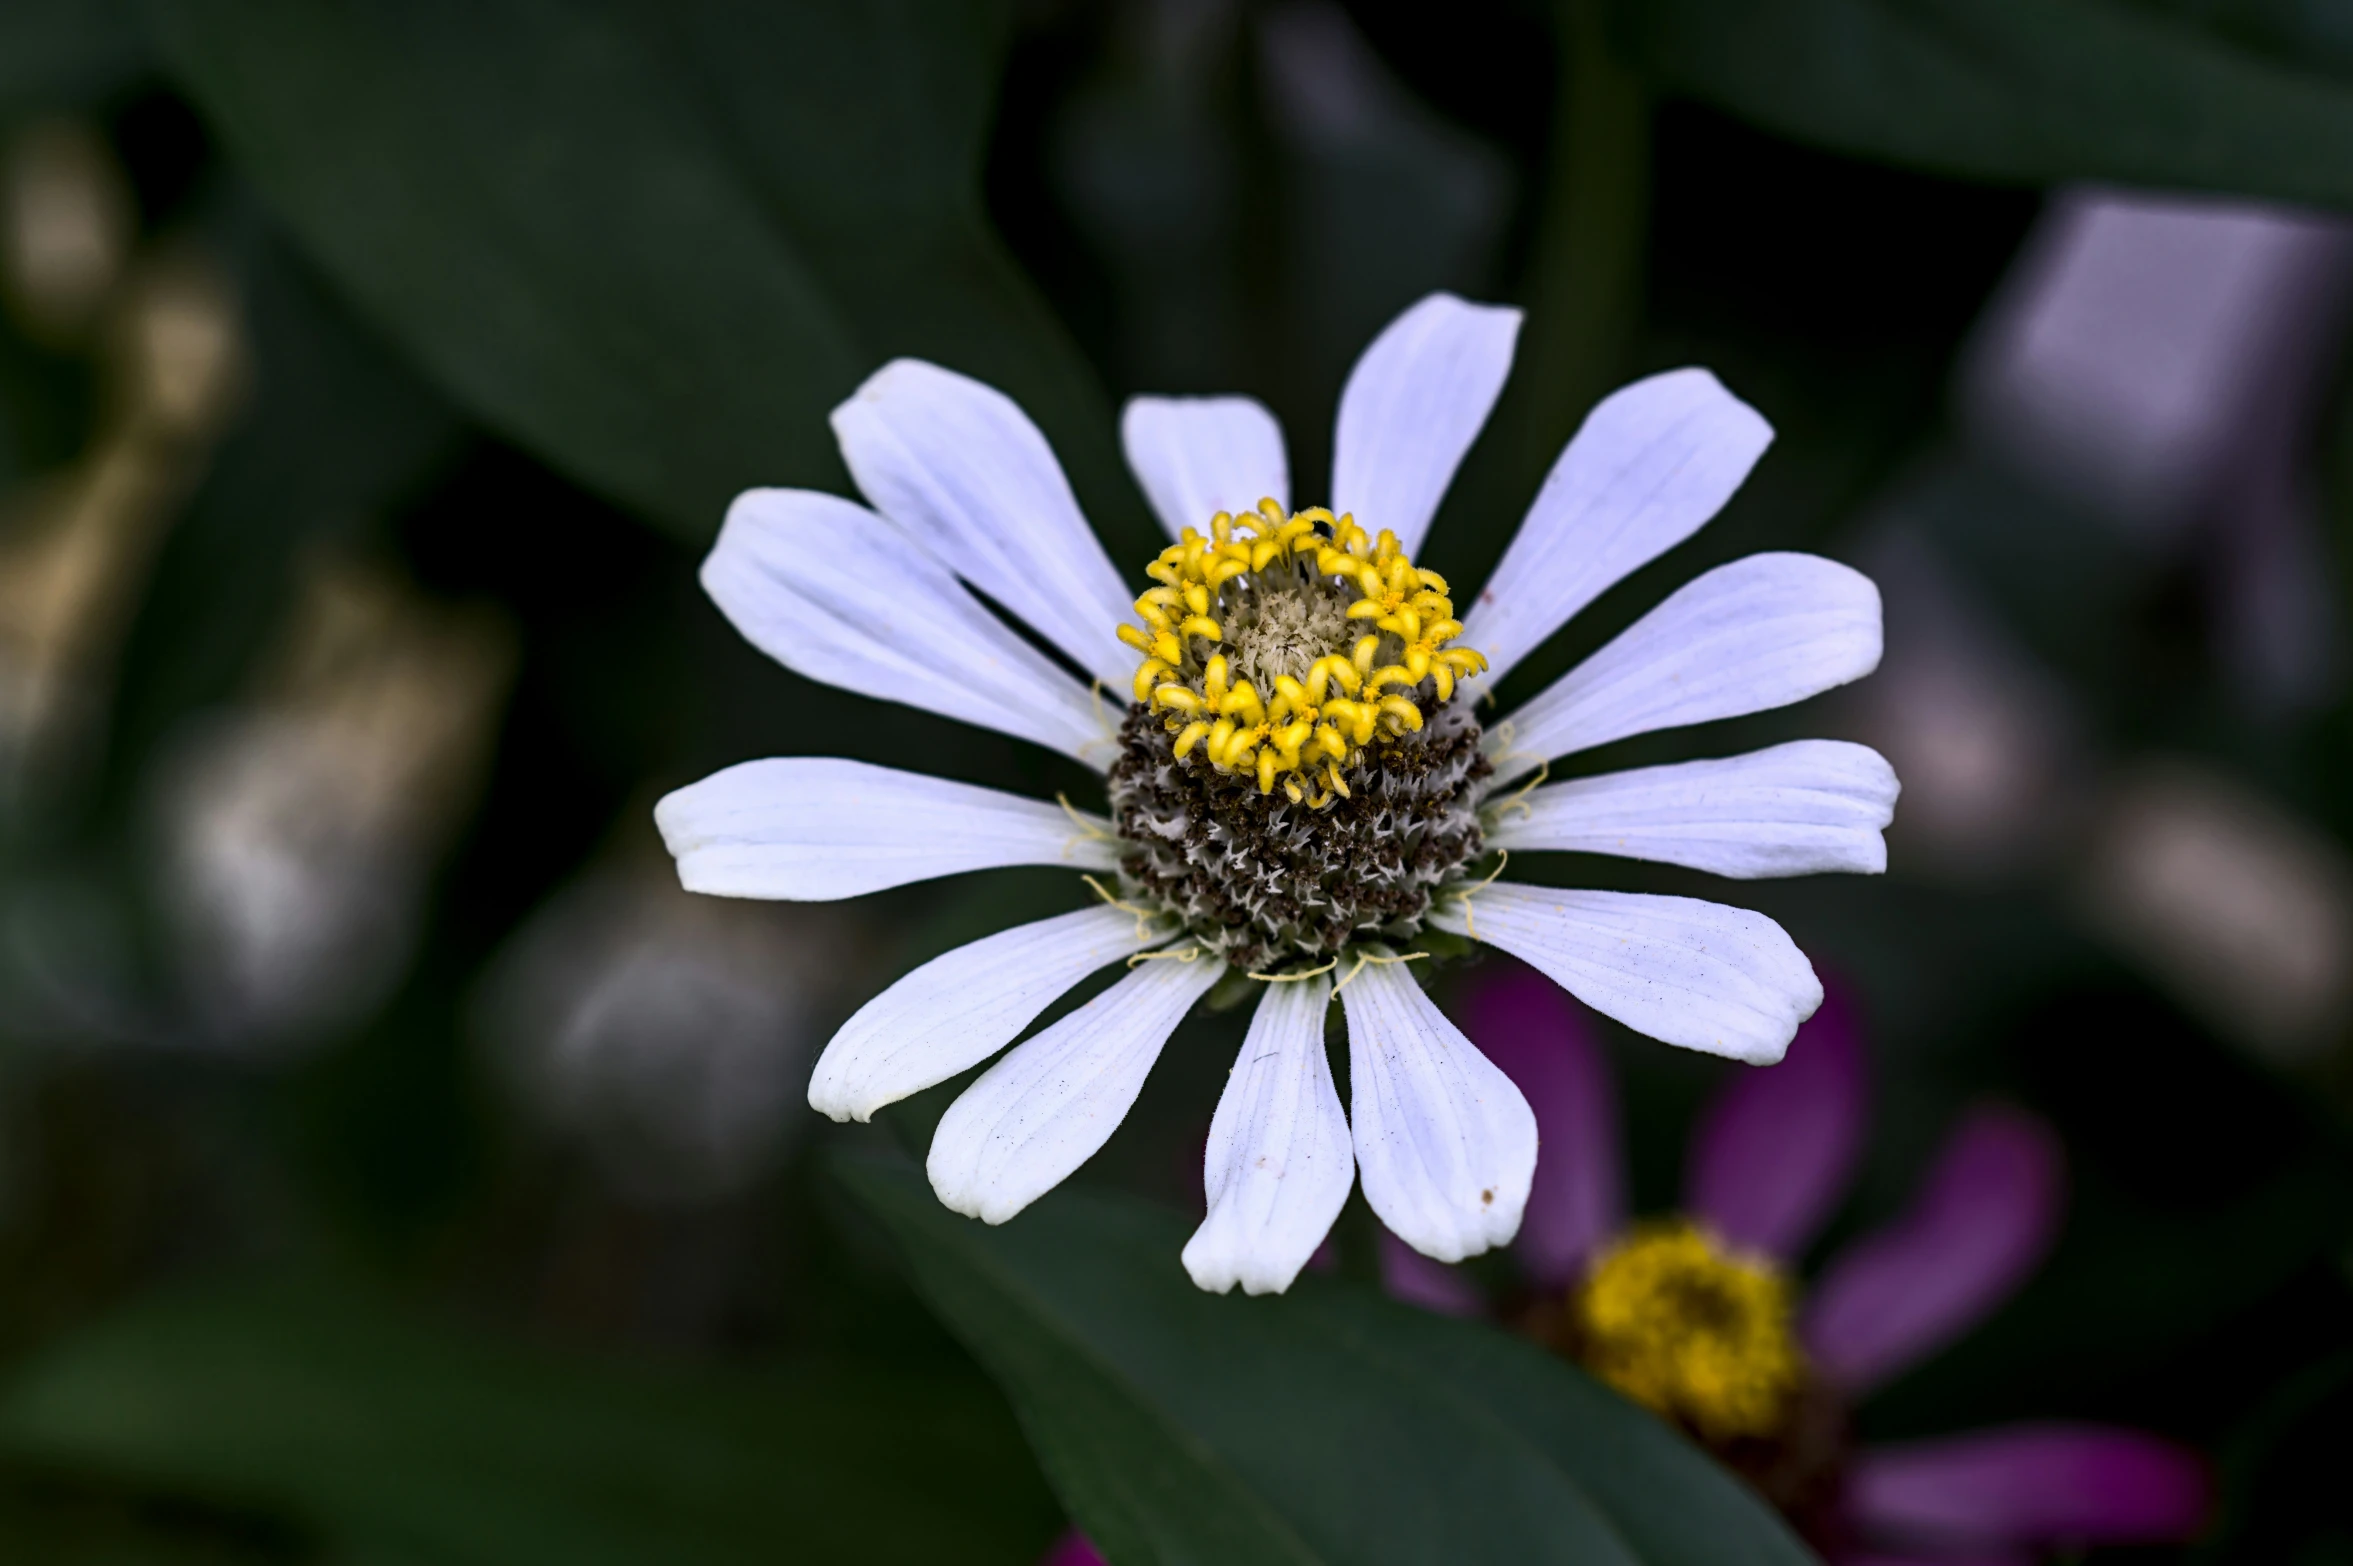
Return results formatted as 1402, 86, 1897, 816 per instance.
1431, 883, 1822, 1064
928, 951, 1222, 1223
808, 906, 1169, 1123
1121, 396, 1291, 542
1183, 976, 1353, 1295
1486, 740, 1899, 879
1462, 369, 1773, 687
1330, 293, 1521, 557
832, 360, 1136, 691
704, 489, 1117, 770
1341, 959, 1537, 1264
1487, 552, 1883, 790
655, 757, 1117, 901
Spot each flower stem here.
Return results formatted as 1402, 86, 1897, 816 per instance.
1517, 0, 1650, 477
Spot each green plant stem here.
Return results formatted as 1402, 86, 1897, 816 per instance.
1519, 0, 1651, 476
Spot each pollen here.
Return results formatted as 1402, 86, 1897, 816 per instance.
1573, 1221, 1805, 1443
1121, 499, 1489, 803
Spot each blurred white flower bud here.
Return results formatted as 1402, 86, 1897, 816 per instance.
2078, 762, 2353, 1067
0, 236, 246, 807
1847, 525, 2087, 883
1, 120, 132, 346
116, 250, 245, 442
1962, 189, 2353, 535
476, 859, 866, 1205
157, 562, 514, 1052
1960, 187, 2352, 714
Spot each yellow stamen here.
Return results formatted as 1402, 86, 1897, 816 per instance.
1574, 1222, 1805, 1443
1054, 792, 1114, 842
1116, 501, 1488, 805
1485, 764, 1550, 824
1331, 947, 1427, 996
1441, 848, 1508, 939
1247, 955, 1340, 982
1079, 873, 1165, 941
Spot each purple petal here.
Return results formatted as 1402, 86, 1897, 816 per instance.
1453, 960, 1624, 1289
1846, 1424, 2210, 1552
1683, 982, 1869, 1259
1379, 1229, 1488, 1316
1039, 1528, 1106, 1566
1804, 1106, 2064, 1393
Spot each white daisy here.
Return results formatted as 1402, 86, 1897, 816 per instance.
656, 292, 1895, 1296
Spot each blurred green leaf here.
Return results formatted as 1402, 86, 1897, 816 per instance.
0, 0, 143, 115
646, 0, 1140, 549
0, 1277, 1060, 1566
839, 1151, 1819, 1566
142, 0, 1134, 545
1617, 0, 2353, 209
0, 1471, 294, 1566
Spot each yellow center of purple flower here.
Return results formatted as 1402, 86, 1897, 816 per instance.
1575, 1220, 1805, 1442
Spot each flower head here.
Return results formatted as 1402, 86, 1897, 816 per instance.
1418, 965, 2212, 1561
1108, 502, 1493, 970
657, 292, 1895, 1293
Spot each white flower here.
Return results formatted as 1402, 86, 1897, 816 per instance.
656, 292, 1895, 1295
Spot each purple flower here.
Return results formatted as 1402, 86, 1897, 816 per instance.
1373, 961, 2211, 1563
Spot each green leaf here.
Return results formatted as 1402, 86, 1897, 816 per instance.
1616, 0, 2353, 210
648, 0, 1138, 548
838, 1151, 1818, 1566
0, 1471, 291, 1566
0, 0, 143, 115
142, 0, 1136, 547
0, 1277, 1060, 1566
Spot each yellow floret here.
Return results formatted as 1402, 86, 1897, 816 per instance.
1118, 499, 1486, 800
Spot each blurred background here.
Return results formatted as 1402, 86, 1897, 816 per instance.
0, 0, 2350, 1561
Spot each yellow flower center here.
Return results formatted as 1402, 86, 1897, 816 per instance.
1575, 1221, 1805, 1442
1116, 499, 1488, 807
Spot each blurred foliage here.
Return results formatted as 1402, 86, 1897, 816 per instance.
0, 1275, 1059, 1565
0, 2, 142, 121
0, 0, 2340, 1561
1617, 0, 2353, 209
846, 1154, 1814, 1566
143, 0, 1136, 547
